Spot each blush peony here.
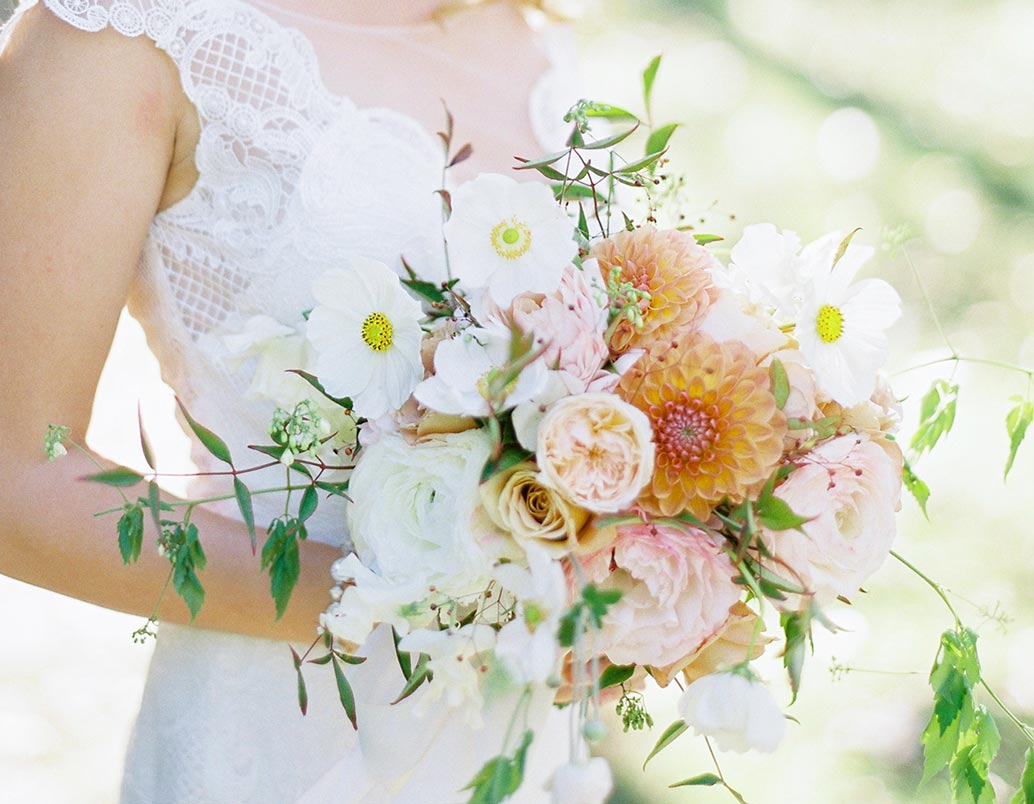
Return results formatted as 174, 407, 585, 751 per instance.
536, 393, 655, 514
577, 522, 740, 669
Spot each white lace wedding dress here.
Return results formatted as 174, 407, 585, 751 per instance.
1, 0, 578, 800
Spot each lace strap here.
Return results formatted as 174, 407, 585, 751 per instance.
41, 0, 182, 38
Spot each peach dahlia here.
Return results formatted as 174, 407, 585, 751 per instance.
619, 334, 787, 519
590, 225, 719, 355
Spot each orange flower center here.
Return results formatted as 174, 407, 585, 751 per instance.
653, 395, 722, 471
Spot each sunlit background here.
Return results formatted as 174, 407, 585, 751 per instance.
3, 0, 1034, 801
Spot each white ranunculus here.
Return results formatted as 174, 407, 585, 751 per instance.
444, 173, 576, 306
414, 327, 547, 417
397, 624, 497, 726
678, 671, 786, 753
727, 222, 803, 315
346, 429, 495, 597
306, 257, 424, 420
546, 758, 613, 804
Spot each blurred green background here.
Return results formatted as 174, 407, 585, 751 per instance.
2, 0, 1034, 802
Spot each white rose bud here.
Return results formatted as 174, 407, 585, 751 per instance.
677, 671, 786, 754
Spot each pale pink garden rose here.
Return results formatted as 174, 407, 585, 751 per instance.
510, 261, 610, 389
536, 393, 655, 514
577, 522, 741, 669
761, 433, 902, 609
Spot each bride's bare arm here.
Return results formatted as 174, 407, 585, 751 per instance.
0, 7, 340, 644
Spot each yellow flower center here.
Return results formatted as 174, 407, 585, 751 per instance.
476, 369, 518, 402
816, 304, 844, 343
361, 312, 394, 352
490, 218, 532, 260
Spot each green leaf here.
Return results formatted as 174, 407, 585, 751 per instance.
642, 54, 662, 117
285, 370, 354, 410
392, 627, 413, 680
176, 398, 233, 466
137, 403, 156, 471
643, 719, 688, 769
831, 227, 863, 271
585, 103, 638, 120
599, 664, 636, 690
298, 484, 319, 523
910, 379, 959, 458
1010, 747, 1034, 804
1004, 397, 1034, 479
756, 496, 810, 531
331, 653, 358, 730
669, 773, 722, 788
513, 149, 570, 171
693, 233, 724, 245
949, 708, 1000, 804
391, 653, 433, 705
84, 467, 144, 487
781, 608, 811, 702
614, 149, 667, 175
464, 731, 533, 804
290, 646, 309, 716
146, 480, 164, 537
645, 123, 679, 160
402, 277, 447, 304
116, 505, 144, 564
903, 458, 931, 518
580, 124, 640, 151
582, 584, 622, 628
769, 358, 790, 411
233, 477, 256, 553
314, 479, 351, 499
481, 444, 533, 484
261, 517, 305, 619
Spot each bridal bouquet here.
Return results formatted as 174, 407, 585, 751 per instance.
245, 113, 904, 798
52, 72, 918, 803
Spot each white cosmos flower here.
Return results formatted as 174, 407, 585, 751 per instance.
444, 173, 576, 306
794, 235, 901, 406
306, 257, 424, 420
678, 671, 786, 754
414, 327, 548, 417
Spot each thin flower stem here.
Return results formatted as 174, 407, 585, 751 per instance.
896, 354, 1034, 379
704, 737, 749, 804
903, 244, 956, 357
890, 549, 962, 628
92, 484, 309, 517
980, 679, 1034, 745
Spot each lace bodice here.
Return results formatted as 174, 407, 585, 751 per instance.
2, 1, 579, 801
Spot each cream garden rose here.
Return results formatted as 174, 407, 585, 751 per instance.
536, 393, 655, 514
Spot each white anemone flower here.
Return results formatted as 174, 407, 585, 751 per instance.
794, 236, 901, 407
546, 758, 614, 804
306, 257, 424, 420
444, 173, 576, 306
678, 671, 786, 754
414, 327, 548, 417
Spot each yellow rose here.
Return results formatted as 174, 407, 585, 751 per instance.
480, 462, 614, 556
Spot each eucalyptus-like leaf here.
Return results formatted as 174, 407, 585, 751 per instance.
693, 233, 724, 245
84, 467, 144, 488
331, 653, 358, 730
391, 653, 432, 705
315, 479, 351, 499
781, 608, 812, 702
831, 227, 863, 271
448, 142, 473, 168
298, 484, 319, 523
234, 477, 256, 553
581, 124, 640, 151
290, 646, 309, 716
513, 150, 570, 171
137, 403, 156, 471
643, 719, 688, 770
614, 149, 667, 175
669, 773, 722, 788
393, 627, 413, 680
117, 505, 144, 565
756, 496, 810, 532
645, 123, 679, 162
176, 398, 233, 466
642, 54, 662, 118
285, 370, 353, 410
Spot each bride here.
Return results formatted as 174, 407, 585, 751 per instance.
0, 0, 581, 800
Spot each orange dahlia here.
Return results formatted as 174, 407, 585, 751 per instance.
618, 334, 787, 519
591, 225, 719, 355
